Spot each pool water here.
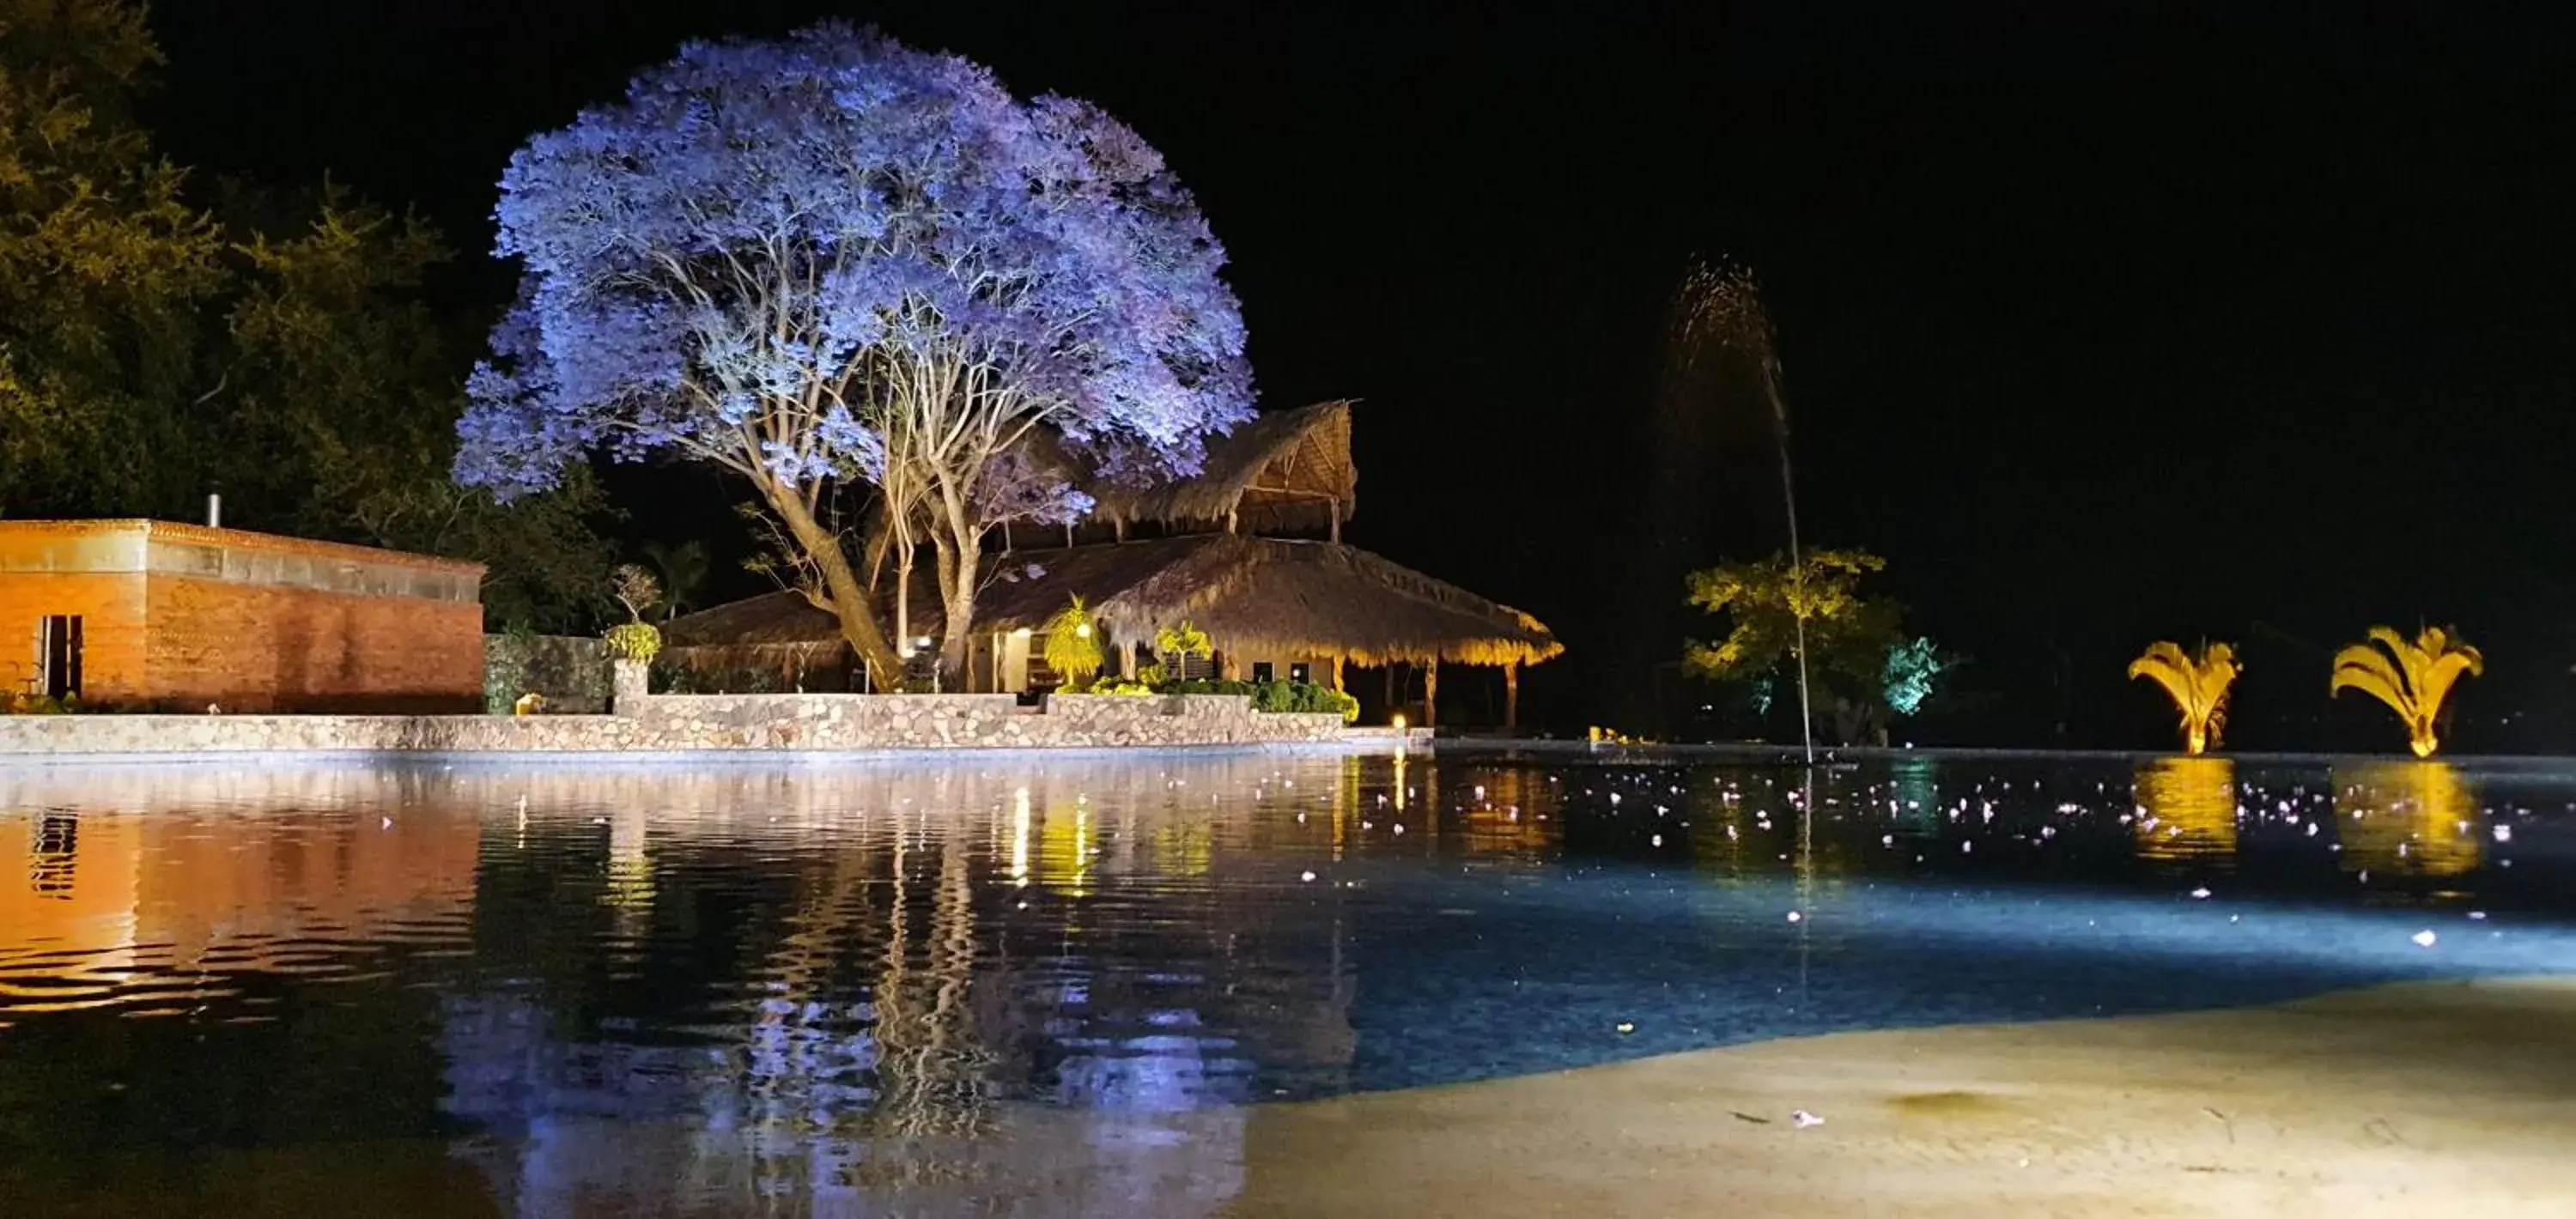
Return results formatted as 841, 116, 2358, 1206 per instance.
3, 749, 2573, 1213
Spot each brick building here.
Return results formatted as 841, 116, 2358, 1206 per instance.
0, 520, 484, 713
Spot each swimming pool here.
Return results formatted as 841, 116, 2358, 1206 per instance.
3, 749, 2568, 1213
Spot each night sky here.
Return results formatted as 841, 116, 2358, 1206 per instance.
147, 3, 2575, 748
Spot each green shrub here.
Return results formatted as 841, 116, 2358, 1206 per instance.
3, 691, 75, 715
1158, 678, 1255, 696
1246, 679, 1358, 720
603, 621, 663, 663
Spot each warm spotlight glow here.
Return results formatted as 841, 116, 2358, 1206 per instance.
2330, 627, 2484, 757
1011, 628, 1033, 639
1073, 623, 1091, 639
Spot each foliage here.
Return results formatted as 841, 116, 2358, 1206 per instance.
453, 22, 1254, 684
1881, 635, 1945, 716
2330, 626, 2483, 758
1132, 662, 1170, 688
0, 5, 613, 631
3, 690, 76, 714
1153, 621, 1213, 663
1682, 549, 1938, 743
2128, 640, 2240, 755
641, 539, 709, 621
609, 563, 661, 622
1042, 596, 1103, 689
1158, 678, 1255, 696
602, 621, 663, 664
1086, 678, 1157, 697
0, 0, 222, 515
1249, 679, 1360, 722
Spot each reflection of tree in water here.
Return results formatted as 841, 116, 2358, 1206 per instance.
865, 817, 998, 1143
2133, 757, 2239, 864
2334, 761, 2482, 879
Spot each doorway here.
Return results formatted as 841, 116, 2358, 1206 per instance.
39, 615, 81, 700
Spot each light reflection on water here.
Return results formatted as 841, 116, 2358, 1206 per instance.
2, 751, 2574, 1215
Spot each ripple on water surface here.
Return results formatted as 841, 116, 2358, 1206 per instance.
2, 751, 2574, 1213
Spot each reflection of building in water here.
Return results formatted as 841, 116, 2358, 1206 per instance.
0, 767, 479, 1015
2134, 756, 2239, 863
2333, 761, 2482, 878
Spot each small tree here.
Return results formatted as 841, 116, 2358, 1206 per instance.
604, 564, 664, 662
1154, 621, 1212, 669
1683, 549, 1937, 743
2331, 626, 2482, 757
1043, 597, 1104, 690
2128, 640, 2240, 755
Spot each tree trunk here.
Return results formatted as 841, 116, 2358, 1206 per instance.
1424, 660, 1439, 729
768, 482, 903, 683
931, 494, 984, 688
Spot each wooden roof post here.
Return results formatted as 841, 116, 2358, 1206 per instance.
1329, 500, 1340, 544
1504, 661, 1520, 736
1424, 659, 1439, 729
1329, 654, 1345, 692
1383, 663, 1396, 717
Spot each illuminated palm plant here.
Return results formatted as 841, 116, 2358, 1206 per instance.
2127, 640, 2241, 755
2330, 626, 2483, 757
1042, 596, 1103, 690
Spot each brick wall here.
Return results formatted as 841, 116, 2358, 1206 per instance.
0, 572, 149, 703
144, 576, 484, 713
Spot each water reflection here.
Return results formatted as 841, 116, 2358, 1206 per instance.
4, 751, 2573, 1216
2333, 761, 2483, 879
2134, 756, 2239, 863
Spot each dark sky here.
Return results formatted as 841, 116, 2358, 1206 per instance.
147, 3, 2576, 747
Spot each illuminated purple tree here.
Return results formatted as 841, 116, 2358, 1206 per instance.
456, 24, 1252, 680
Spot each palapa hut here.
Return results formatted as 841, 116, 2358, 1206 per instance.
664, 402, 1560, 727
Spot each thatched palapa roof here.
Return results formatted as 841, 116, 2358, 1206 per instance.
665, 533, 1559, 669
1080, 400, 1357, 534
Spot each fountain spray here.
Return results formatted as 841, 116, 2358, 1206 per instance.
1674, 258, 1815, 766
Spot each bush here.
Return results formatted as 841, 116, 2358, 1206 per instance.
1158, 678, 1255, 696
3, 691, 76, 715
603, 621, 663, 663
1249, 679, 1359, 722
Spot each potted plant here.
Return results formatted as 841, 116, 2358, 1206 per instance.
605, 564, 665, 714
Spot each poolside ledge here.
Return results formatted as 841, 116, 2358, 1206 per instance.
0, 692, 1365, 755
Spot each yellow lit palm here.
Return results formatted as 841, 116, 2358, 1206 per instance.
2329, 626, 2483, 758
2127, 641, 2240, 755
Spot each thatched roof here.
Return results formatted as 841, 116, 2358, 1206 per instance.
1081, 400, 1356, 534
665, 533, 1560, 669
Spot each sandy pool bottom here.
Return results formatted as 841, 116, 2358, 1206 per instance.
1227, 974, 2576, 1217
13, 977, 2576, 1216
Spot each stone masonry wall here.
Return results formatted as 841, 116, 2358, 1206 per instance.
0, 692, 1348, 755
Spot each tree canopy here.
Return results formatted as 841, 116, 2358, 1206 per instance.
454, 23, 1254, 682
0, 1, 611, 629
1683, 548, 1946, 743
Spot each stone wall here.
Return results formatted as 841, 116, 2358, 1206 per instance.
485, 634, 610, 714
0, 691, 1350, 755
